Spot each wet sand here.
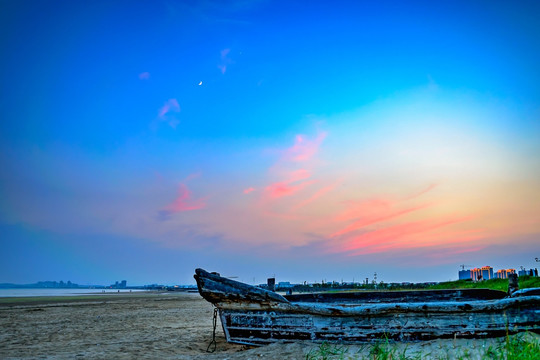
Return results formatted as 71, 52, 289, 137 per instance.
0, 292, 537, 359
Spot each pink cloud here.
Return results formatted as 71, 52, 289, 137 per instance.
162, 183, 205, 214
334, 198, 393, 223
288, 169, 311, 182
243, 187, 256, 194
244, 129, 329, 221
331, 203, 431, 238
356, 232, 488, 263
264, 169, 314, 199
284, 132, 327, 162
399, 228, 486, 250
155, 98, 181, 129
292, 179, 342, 210
266, 180, 315, 199
319, 184, 477, 256
336, 216, 472, 255
330, 184, 438, 237
139, 72, 150, 80
158, 99, 180, 118
402, 183, 439, 201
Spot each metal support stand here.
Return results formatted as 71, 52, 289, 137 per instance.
206, 307, 218, 353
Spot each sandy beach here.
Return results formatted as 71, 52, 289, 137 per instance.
0, 292, 537, 359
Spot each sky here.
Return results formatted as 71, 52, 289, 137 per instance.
1, 0, 539, 286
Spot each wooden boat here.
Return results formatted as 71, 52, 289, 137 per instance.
194, 268, 540, 346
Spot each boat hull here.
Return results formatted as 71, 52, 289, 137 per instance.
194, 268, 540, 346
219, 301, 540, 345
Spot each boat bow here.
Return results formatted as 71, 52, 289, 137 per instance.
194, 268, 289, 305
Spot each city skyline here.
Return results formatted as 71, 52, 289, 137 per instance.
3, 261, 539, 287
1, 1, 540, 285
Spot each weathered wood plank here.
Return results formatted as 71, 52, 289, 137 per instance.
285, 288, 506, 303
194, 268, 540, 346
211, 296, 540, 316
512, 287, 540, 297
194, 268, 288, 304
220, 307, 540, 345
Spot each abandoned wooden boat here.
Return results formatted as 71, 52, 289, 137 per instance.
194, 268, 540, 345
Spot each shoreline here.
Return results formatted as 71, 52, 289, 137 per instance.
0, 291, 185, 307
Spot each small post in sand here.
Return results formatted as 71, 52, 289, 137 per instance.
508, 273, 519, 295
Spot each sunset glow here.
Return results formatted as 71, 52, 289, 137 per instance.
1, 1, 539, 285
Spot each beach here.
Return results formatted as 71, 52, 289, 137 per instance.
0, 292, 537, 359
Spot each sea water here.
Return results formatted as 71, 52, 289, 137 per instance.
0, 288, 148, 297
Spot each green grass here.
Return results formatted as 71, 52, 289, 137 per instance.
518, 275, 540, 290
306, 341, 348, 360
427, 275, 540, 293
427, 278, 509, 292
325, 276, 540, 294
476, 333, 540, 360
305, 333, 540, 360
367, 337, 421, 360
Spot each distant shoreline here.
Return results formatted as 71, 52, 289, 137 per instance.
0, 290, 192, 307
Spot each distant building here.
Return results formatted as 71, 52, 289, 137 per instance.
267, 278, 276, 291
466, 266, 493, 281
459, 269, 471, 280
460, 266, 536, 281
470, 268, 482, 281
495, 269, 515, 279
277, 281, 293, 289
111, 280, 127, 289
481, 266, 494, 280
518, 268, 538, 277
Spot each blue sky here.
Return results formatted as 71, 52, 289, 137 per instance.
1, 0, 539, 285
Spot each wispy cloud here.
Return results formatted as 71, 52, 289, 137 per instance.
296, 183, 475, 257
159, 183, 206, 219
248, 130, 334, 221
218, 48, 232, 74
331, 203, 431, 238
262, 131, 329, 200
330, 183, 439, 238
402, 183, 438, 201
139, 72, 150, 80
155, 98, 181, 129
336, 216, 473, 256
158, 98, 180, 118
292, 179, 342, 211
334, 198, 393, 223
284, 132, 327, 162
264, 169, 314, 199
184, 172, 202, 182
243, 187, 255, 194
